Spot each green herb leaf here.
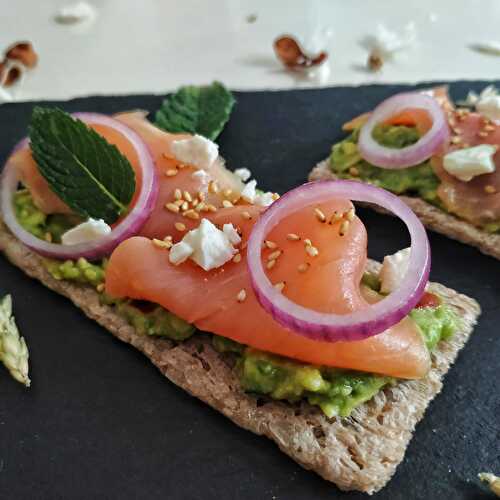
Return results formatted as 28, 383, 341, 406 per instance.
154, 81, 235, 140
29, 107, 136, 224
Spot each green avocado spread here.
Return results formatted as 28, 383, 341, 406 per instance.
15, 186, 459, 417
212, 295, 458, 418
330, 125, 441, 206
14, 189, 82, 243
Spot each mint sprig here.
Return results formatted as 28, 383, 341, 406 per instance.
29, 107, 136, 225
154, 81, 235, 140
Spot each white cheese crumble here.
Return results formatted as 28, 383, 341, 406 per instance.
171, 135, 218, 170
241, 179, 257, 203
254, 192, 275, 207
61, 218, 111, 245
362, 22, 417, 61
234, 168, 251, 182
443, 145, 497, 182
463, 85, 500, 122
379, 248, 411, 294
54, 1, 97, 25
169, 218, 237, 271
222, 224, 241, 245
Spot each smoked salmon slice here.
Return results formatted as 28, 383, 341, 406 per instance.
105, 201, 430, 379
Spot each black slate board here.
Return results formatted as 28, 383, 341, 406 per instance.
0, 82, 498, 500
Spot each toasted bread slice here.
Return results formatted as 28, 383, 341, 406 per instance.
0, 222, 480, 494
309, 159, 500, 261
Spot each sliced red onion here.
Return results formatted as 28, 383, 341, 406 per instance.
1, 113, 158, 260
246, 180, 430, 342
358, 92, 449, 168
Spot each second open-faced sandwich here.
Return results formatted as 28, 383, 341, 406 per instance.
0, 87, 480, 494
310, 86, 500, 259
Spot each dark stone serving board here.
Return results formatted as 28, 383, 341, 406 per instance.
0, 82, 498, 500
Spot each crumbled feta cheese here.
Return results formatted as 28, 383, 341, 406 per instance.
476, 95, 500, 122
222, 224, 241, 245
234, 168, 251, 182
61, 218, 111, 245
241, 179, 257, 203
362, 22, 417, 61
171, 135, 218, 170
54, 1, 97, 25
379, 248, 411, 294
254, 192, 275, 207
462, 85, 500, 122
168, 241, 193, 265
169, 218, 237, 271
443, 145, 497, 182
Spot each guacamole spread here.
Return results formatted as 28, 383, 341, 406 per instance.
14, 189, 82, 242
212, 298, 458, 418
330, 125, 441, 205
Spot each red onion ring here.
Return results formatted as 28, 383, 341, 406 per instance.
246, 180, 430, 342
1, 113, 158, 260
358, 92, 449, 168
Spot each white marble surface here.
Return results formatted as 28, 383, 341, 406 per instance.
1, 0, 499, 102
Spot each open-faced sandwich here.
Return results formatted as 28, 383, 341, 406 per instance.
309, 86, 500, 259
0, 85, 480, 494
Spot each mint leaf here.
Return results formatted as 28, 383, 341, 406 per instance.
154, 81, 235, 140
29, 107, 136, 225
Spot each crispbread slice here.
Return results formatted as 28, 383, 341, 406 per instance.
0, 223, 480, 494
309, 159, 500, 261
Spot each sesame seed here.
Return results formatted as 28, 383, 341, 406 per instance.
222, 200, 234, 208
315, 208, 326, 222
484, 124, 495, 132
152, 238, 171, 249
174, 199, 184, 207
44, 232, 52, 243
349, 166, 359, 177
181, 201, 189, 211
166, 202, 180, 213
287, 233, 300, 241
191, 198, 199, 208
175, 222, 186, 231
485, 185, 496, 194
184, 210, 200, 220
237, 289, 247, 302
233, 253, 242, 263
231, 195, 241, 204
329, 211, 342, 224
174, 188, 182, 200
198, 191, 206, 201
268, 250, 282, 261
207, 204, 218, 212
96, 283, 105, 293
339, 220, 350, 236
453, 127, 462, 134
478, 131, 489, 138
195, 202, 205, 212
223, 189, 233, 198
274, 281, 286, 292
208, 180, 219, 194
264, 240, 277, 249
164, 235, 173, 242
242, 211, 252, 220
267, 259, 276, 269
178, 163, 187, 169
305, 245, 319, 257
345, 208, 355, 221
303, 238, 312, 247
451, 136, 462, 144
297, 263, 310, 273
165, 169, 178, 177
183, 191, 192, 202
